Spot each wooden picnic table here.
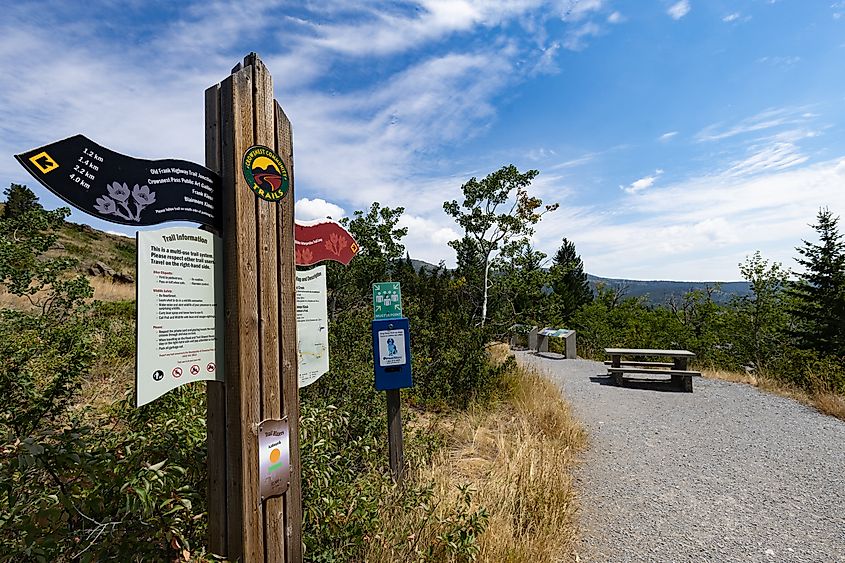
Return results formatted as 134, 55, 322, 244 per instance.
603, 348, 699, 392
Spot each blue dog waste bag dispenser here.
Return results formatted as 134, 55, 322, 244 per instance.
372, 317, 412, 390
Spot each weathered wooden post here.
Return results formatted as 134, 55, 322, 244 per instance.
204, 53, 302, 562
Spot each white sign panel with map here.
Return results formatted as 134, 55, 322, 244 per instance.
296, 265, 329, 388
136, 227, 224, 406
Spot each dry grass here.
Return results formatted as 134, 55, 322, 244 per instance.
703, 369, 845, 421
369, 347, 586, 562
88, 276, 135, 301
0, 276, 134, 312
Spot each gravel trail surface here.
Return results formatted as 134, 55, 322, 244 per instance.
516, 352, 845, 562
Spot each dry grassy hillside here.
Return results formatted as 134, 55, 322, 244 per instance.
0, 219, 136, 309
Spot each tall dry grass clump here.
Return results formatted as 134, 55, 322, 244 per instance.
89, 275, 135, 301
368, 351, 586, 562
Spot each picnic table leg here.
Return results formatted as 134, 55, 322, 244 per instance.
610, 354, 623, 386
672, 357, 692, 392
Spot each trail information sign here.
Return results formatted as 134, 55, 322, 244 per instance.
296, 265, 329, 388
16, 134, 221, 229
136, 226, 224, 406
372, 282, 402, 320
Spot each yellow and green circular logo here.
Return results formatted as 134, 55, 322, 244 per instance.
242, 145, 289, 202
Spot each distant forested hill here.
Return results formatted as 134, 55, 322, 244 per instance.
406, 257, 752, 307
587, 274, 752, 305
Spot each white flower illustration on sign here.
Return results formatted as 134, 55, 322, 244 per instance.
94, 182, 156, 222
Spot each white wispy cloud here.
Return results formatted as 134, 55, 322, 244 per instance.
563, 22, 602, 50
724, 142, 808, 177
659, 131, 678, 141
721, 12, 750, 23
533, 157, 845, 280
562, 0, 604, 21
695, 107, 815, 142
548, 153, 597, 170
607, 11, 625, 24
667, 0, 691, 20
620, 169, 664, 194
526, 147, 557, 161
757, 55, 801, 67
398, 213, 460, 264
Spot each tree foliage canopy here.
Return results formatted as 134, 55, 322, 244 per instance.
786, 208, 845, 357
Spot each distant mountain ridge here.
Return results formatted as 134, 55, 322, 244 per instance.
587, 274, 752, 305
406, 257, 752, 306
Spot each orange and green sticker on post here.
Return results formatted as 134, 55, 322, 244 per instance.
257, 417, 291, 503
242, 145, 289, 202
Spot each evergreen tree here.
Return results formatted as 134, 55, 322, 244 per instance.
2, 184, 41, 219
548, 237, 592, 323
494, 239, 549, 327
786, 208, 845, 356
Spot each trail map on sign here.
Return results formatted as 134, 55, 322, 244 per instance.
296, 265, 329, 388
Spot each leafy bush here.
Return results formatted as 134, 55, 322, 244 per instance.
0, 188, 208, 561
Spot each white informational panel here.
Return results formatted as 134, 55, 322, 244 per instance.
296, 265, 329, 388
377, 329, 406, 367
136, 227, 224, 406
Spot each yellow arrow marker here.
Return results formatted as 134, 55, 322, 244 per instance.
29, 151, 59, 174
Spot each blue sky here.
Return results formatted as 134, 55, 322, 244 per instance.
2, 0, 844, 280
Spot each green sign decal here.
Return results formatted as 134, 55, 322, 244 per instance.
372, 282, 402, 320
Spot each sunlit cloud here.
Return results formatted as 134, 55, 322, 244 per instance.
620, 169, 664, 194
667, 0, 691, 20
295, 198, 346, 221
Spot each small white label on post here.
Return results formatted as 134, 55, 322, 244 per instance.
377, 329, 406, 367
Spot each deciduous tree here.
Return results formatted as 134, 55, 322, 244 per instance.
443, 165, 557, 326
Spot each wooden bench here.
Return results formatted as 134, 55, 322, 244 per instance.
604, 348, 700, 393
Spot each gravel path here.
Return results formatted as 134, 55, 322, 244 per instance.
515, 352, 845, 562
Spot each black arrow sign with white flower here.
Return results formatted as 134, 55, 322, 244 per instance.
16, 134, 221, 229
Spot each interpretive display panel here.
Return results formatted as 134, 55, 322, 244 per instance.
296, 265, 329, 388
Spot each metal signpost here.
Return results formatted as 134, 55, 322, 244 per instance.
371, 282, 412, 483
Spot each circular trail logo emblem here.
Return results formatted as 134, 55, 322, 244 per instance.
242, 145, 289, 202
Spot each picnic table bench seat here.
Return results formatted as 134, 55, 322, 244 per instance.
604, 348, 698, 392
603, 360, 676, 368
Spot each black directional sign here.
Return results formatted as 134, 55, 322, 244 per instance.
16, 135, 221, 229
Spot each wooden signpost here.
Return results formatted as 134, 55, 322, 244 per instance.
15, 51, 303, 563
204, 53, 302, 562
